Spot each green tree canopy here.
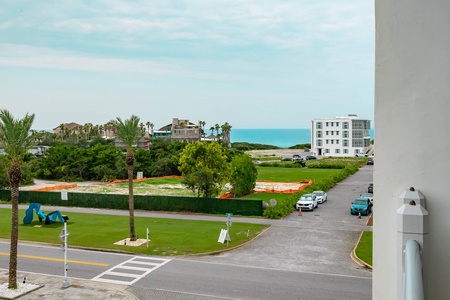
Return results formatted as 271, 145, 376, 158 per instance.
229, 153, 258, 197
178, 141, 229, 197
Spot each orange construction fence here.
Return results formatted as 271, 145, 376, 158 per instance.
33, 183, 78, 192
219, 179, 313, 198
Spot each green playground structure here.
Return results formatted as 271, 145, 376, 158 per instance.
23, 203, 68, 225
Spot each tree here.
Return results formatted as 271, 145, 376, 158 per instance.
0, 109, 35, 289
178, 141, 229, 197
229, 154, 257, 197
214, 123, 220, 137
221, 122, 232, 147
110, 115, 144, 241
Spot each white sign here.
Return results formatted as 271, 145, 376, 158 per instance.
218, 229, 228, 243
61, 192, 68, 201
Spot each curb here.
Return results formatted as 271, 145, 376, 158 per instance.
350, 231, 372, 270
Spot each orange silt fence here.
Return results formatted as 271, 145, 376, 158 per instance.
219, 179, 313, 198
33, 183, 78, 192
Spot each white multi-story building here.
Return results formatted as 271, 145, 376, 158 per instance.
311, 114, 371, 157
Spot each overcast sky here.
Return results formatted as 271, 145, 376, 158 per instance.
0, 1, 374, 130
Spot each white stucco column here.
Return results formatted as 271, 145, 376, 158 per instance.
374, 1, 450, 299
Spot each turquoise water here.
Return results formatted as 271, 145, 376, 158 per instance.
231, 128, 375, 148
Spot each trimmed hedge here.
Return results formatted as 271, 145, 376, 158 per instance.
0, 190, 263, 216
263, 164, 361, 219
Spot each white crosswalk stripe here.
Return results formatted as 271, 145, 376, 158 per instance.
92, 256, 171, 285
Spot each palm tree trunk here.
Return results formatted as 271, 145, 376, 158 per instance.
127, 152, 136, 241
8, 161, 20, 289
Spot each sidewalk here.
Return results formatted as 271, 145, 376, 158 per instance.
0, 269, 138, 300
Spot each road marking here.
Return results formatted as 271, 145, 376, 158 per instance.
0, 251, 108, 267
92, 256, 171, 285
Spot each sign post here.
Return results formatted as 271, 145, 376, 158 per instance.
59, 220, 70, 288
225, 213, 232, 247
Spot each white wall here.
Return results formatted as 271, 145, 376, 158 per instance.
374, 1, 450, 299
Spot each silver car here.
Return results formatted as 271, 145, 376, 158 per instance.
296, 194, 318, 211
312, 191, 327, 204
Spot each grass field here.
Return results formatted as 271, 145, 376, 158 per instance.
256, 167, 342, 182
0, 208, 268, 256
355, 231, 372, 266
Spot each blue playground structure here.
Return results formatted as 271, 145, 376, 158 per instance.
23, 203, 68, 225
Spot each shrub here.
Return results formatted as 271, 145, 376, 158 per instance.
263, 162, 361, 219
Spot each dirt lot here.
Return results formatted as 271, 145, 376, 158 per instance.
59, 180, 304, 196
246, 149, 306, 158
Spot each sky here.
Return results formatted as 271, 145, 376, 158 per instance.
0, 1, 374, 131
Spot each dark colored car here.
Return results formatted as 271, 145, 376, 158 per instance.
368, 183, 373, 193
350, 197, 372, 215
281, 157, 292, 161
367, 158, 374, 165
305, 155, 316, 160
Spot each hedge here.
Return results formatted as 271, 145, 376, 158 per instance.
0, 190, 263, 216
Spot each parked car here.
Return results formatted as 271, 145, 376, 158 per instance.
360, 192, 374, 204
355, 153, 368, 157
366, 158, 374, 165
292, 154, 303, 161
312, 190, 327, 204
281, 157, 292, 161
305, 155, 316, 160
295, 194, 318, 211
368, 183, 373, 193
350, 197, 372, 215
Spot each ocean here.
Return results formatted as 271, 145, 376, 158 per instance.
231, 128, 375, 148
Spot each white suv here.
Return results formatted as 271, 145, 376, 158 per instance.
295, 194, 318, 211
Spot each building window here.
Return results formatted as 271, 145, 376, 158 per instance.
326, 122, 329, 126
343, 131, 348, 138
326, 140, 329, 144
352, 139, 363, 147
336, 122, 339, 126
336, 140, 340, 144
331, 140, 334, 144
336, 131, 339, 135
326, 131, 329, 135
331, 131, 334, 135
331, 122, 334, 126
317, 131, 322, 138
343, 122, 349, 129
317, 139, 322, 146
344, 149, 348, 154
335, 149, 340, 154
316, 122, 322, 129
343, 140, 348, 147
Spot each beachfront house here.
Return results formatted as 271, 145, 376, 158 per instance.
310, 114, 371, 157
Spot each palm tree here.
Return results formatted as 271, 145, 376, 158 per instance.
110, 115, 144, 241
214, 124, 220, 138
221, 122, 232, 146
0, 109, 35, 289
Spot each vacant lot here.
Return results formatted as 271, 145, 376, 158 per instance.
58, 177, 306, 196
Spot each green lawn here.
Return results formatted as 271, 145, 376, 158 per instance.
256, 167, 341, 182
355, 231, 372, 266
0, 208, 268, 256
244, 192, 293, 203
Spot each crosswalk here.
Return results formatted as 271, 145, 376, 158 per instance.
92, 256, 171, 285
